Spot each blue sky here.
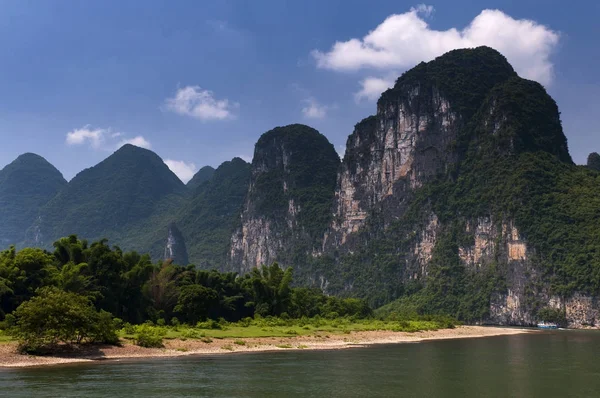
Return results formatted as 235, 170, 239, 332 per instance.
0, 0, 598, 182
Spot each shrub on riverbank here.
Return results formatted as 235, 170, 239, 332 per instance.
10, 288, 119, 354
134, 324, 165, 348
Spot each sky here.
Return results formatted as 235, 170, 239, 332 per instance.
0, 0, 598, 182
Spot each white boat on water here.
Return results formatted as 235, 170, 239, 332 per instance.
537, 321, 558, 329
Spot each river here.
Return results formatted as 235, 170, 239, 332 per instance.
2, 329, 600, 397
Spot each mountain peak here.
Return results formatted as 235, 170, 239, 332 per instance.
0, 153, 67, 245
33, 144, 186, 244
187, 166, 216, 190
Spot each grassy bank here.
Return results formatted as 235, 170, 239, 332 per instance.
119, 315, 456, 343
0, 315, 456, 346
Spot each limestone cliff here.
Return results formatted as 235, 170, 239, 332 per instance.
163, 222, 189, 265
226, 47, 600, 328
230, 124, 339, 273
316, 47, 596, 328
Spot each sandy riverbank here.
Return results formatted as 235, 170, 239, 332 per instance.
0, 326, 533, 368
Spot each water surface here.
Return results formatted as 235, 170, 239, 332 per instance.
2, 330, 600, 397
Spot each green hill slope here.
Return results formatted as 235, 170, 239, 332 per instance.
0, 153, 67, 245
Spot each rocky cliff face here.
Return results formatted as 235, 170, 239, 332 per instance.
325, 85, 459, 249
316, 47, 595, 328
163, 222, 189, 265
230, 124, 339, 273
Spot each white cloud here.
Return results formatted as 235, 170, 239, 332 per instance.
412, 4, 434, 17
355, 76, 395, 102
301, 98, 330, 119
65, 126, 106, 148
65, 125, 151, 151
117, 136, 152, 150
164, 159, 197, 183
164, 86, 238, 121
312, 6, 559, 97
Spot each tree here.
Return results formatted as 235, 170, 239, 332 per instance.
245, 263, 293, 316
12, 287, 118, 353
174, 285, 219, 324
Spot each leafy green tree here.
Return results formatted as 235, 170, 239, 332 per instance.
12, 287, 118, 353
245, 263, 293, 316
174, 284, 219, 324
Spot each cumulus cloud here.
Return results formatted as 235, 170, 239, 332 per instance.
301, 98, 329, 119
66, 126, 106, 148
164, 159, 197, 183
66, 125, 151, 151
355, 76, 395, 102
164, 86, 238, 121
312, 6, 559, 99
117, 136, 152, 150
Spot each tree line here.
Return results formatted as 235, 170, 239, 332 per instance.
0, 235, 371, 351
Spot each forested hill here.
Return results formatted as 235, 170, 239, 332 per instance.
31, 144, 187, 248
0, 153, 66, 246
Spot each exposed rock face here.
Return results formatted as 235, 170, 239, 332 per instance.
326, 85, 459, 249
163, 222, 189, 265
229, 124, 339, 273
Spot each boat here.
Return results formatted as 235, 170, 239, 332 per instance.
537, 321, 558, 329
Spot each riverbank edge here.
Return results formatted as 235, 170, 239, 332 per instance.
0, 326, 533, 369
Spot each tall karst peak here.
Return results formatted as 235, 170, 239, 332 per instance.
230, 124, 340, 272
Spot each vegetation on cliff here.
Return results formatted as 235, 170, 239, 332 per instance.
249, 124, 340, 239
175, 158, 251, 268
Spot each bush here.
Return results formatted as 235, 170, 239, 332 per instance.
196, 319, 221, 330
90, 311, 120, 345
122, 322, 135, 335
0, 314, 16, 330
12, 287, 119, 353
134, 325, 165, 348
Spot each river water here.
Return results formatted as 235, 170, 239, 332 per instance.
2, 329, 600, 397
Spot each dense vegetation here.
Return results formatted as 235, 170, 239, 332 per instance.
0, 236, 387, 352
0, 153, 66, 245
